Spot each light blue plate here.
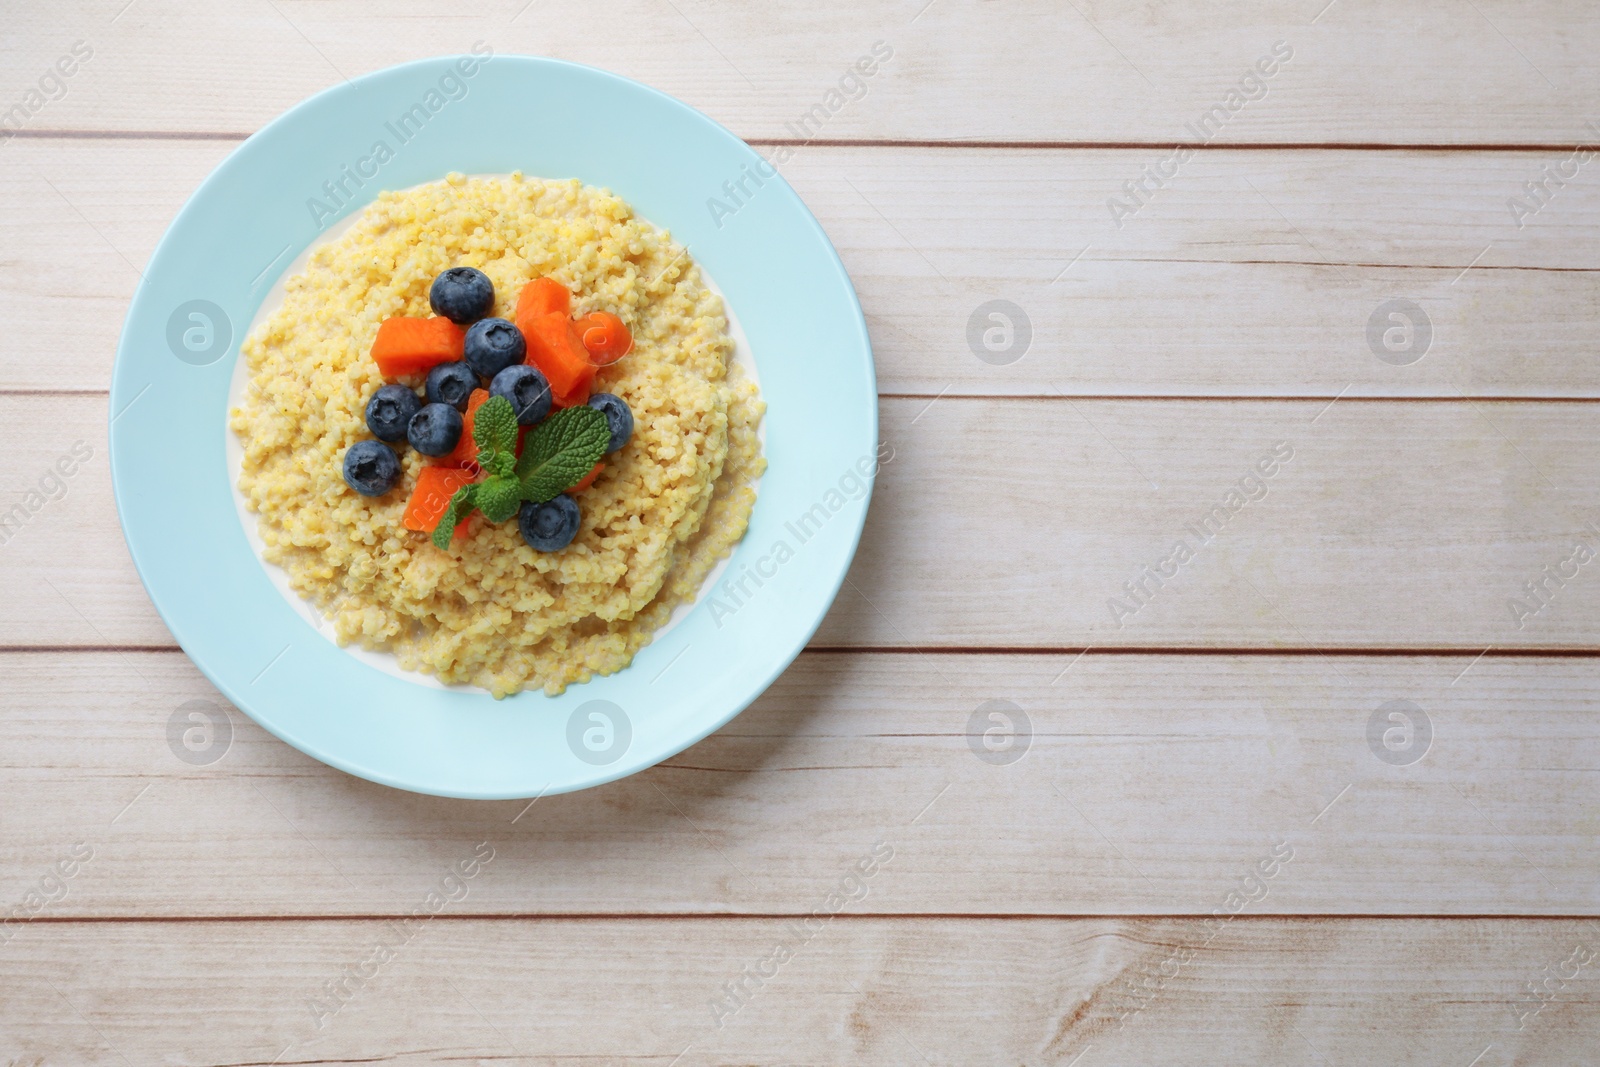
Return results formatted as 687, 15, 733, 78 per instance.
110, 53, 876, 799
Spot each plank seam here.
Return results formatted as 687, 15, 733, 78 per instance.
7, 645, 1600, 658
805, 646, 1600, 657
9, 390, 1600, 403
878, 395, 1600, 403
7, 129, 1595, 152
15, 913, 1600, 923
753, 139, 1600, 153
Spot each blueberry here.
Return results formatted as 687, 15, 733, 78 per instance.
342, 440, 401, 496
519, 494, 581, 552
364, 384, 421, 443
464, 317, 527, 379
428, 267, 494, 324
587, 392, 634, 453
407, 402, 464, 457
490, 365, 552, 426
425, 361, 479, 410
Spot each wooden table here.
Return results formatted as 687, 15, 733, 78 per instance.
3, 2, 1598, 1063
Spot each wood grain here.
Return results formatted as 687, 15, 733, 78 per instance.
4, 4, 1599, 1061
839, 396, 1600, 648
8, 393, 1600, 648
4, 139, 1599, 396
3, 916, 1596, 1065
5, 1, 1599, 143
2, 650, 1595, 917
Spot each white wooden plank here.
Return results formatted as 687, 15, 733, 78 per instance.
5, 138, 1600, 396
830, 395, 1600, 648
8, 393, 1600, 648
2, 650, 1595, 917
2, 916, 1595, 1065
6, 4, 1593, 1057
4, 0, 1598, 143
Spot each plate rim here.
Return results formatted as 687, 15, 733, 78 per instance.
109, 52, 878, 799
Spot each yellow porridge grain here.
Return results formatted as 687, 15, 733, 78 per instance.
229, 174, 764, 697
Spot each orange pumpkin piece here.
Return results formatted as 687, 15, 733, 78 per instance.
515, 277, 571, 321
550, 370, 595, 409
402, 465, 477, 539
521, 311, 597, 402
370, 316, 465, 377
573, 311, 633, 366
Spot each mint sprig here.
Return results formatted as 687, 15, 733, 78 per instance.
426, 395, 611, 549
516, 405, 610, 503
431, 483, 480, 549
475, 476, 524, 523
474, 394, 518, 453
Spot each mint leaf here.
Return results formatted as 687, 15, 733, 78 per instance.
473, 394, 519, 458
476, 474, 524, 524
515, 405, 610, 503
475, 447, 515, 481
431, 484, 479, 550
